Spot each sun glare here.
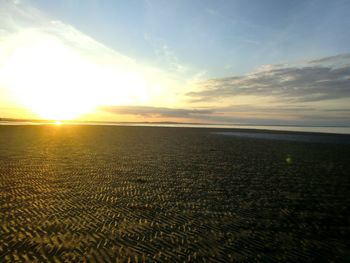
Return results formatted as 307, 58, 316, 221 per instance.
1, 31, 161, 121
55, 121, 62, 125
2, 35, 98, 120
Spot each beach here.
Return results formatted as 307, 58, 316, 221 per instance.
0, 125, 349, 262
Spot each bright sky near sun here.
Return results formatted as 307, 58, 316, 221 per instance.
0, 0, 349, 125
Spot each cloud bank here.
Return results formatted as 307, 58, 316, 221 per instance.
188, 54, 350, 103
98, 104, 350, 126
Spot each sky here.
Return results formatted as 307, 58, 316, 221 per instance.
0, 0, 349, 125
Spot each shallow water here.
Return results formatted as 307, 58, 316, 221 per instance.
214, 131, 350, 144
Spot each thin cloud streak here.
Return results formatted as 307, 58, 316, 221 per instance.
308, 53, 350, 64
99, 105, 213, 118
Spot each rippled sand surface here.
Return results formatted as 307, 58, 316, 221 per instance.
0, 125, 349, 262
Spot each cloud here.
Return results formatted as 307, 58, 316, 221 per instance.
99, 105, 213, 118
188, 54, 350, 103
98, 104, 350, 126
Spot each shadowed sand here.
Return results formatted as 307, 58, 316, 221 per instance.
0, 125, 349, 262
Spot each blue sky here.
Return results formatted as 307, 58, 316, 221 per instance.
28, 0, 350, 77
0, 0, 349, 125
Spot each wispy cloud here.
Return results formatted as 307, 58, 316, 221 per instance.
144, 33, 189, 74
0, 0, 187, 119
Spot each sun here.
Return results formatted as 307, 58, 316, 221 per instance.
1, 35, 99, 120
55, 121, 62, 126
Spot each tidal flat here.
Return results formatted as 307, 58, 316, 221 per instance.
0, 125, 349, 262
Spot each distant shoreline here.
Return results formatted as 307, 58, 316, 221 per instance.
1, 117, 350, 128
1, 119, 350, 135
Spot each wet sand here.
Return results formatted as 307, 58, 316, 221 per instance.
0, 125, 349, 262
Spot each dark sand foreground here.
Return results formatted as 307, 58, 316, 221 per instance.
0, 125, 349, 262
